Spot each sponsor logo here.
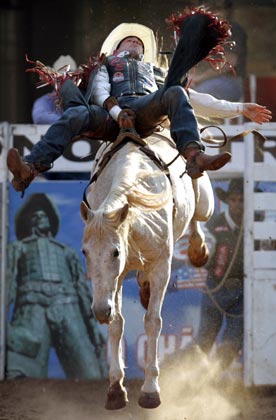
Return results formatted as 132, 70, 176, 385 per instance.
112, 72, 124, 82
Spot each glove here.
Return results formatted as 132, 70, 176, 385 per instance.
103, 95, 119, 111
118, 109, 136, 129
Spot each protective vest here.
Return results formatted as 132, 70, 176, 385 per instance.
206, 212, 243, 287
106, 54, 158, 97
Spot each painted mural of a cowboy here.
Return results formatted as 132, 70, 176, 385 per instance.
7, 193, 108, 379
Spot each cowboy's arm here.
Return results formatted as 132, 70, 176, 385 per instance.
189, 88, 272, 123
91, 65, 134, 127
91, 65, 122, 121
189, 88, 243, 119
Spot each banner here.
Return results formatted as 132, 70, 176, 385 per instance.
7, 179, 217, 379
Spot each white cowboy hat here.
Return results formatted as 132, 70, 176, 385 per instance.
100, 23, 157, 63
52, 55, 77, 71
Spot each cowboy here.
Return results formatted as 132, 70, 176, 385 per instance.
6, 13, 233, 193
7, 16, 271, 193
7, 193, 108, 379
193, 178, 245, 371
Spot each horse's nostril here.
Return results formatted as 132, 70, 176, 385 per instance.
93, 302, 113, 324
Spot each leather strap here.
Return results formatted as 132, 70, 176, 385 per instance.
200, 125, 267, 148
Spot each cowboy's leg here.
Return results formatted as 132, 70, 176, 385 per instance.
160, 86, 232, 176
122, 87, 231, 179
195, 287, 223, 355
60, 79, 89, 110
119, 89, 201, 147
216, 288, 243, 369
7, 104, 110, 192
24, 105, 107, 168
160, 86, 202, 152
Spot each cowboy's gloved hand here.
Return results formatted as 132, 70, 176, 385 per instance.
118, 109, 136, 129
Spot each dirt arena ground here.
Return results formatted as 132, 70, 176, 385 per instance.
1, 360, 276, 420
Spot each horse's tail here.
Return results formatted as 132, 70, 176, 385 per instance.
164, 9, 231, 90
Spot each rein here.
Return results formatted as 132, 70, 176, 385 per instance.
82, 135, 171, 209
200, 125, 267, 147
202, 220, 244, 319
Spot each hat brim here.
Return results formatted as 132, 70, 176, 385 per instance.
215, 187, 229, 203
100, 23, 157, 63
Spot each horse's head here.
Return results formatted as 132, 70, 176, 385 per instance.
80, 200, 129, 324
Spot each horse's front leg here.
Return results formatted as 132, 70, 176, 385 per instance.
138, 261, 171, 409
105, 284, 128, 410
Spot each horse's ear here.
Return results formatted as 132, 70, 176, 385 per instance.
105, 203, 129, 225
80, 201, 93, 222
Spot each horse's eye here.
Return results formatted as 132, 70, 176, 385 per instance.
82, 249, 86, 257
113, 248, 119, 258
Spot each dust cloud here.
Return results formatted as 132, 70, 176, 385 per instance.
143, 346, 240, 420
0, 347, 245, 420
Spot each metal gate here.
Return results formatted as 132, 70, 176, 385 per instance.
243, 125, 276, 385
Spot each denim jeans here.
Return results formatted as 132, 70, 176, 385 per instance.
24, 104, 116, 169
196, 277, 243, 358
119, 86, 202, 154
25, 81, 202, 169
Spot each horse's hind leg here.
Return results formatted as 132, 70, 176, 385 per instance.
188, 218, 209, 267
105, 286, 128, 410
188, 176, 213, 267
137, 271, 150, 310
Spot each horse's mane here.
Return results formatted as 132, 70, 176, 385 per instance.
106, 148, 172, 212
85, 144, 173, 259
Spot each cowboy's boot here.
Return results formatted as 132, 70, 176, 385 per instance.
7, 148, 37, 194
184, 148, 231, 179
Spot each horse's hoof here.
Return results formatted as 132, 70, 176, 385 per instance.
188, 243, 209, 267
105, 381, 128, 410
138, 391, 161, 409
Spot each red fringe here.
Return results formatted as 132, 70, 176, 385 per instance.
166, 7, 231, 39
25, 53, 106, 107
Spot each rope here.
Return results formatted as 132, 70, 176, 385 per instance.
196, 220, 244, 319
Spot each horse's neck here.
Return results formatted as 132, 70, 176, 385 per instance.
98, 143, 140, 210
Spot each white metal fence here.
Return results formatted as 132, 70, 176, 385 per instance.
243, 124, 276, 385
